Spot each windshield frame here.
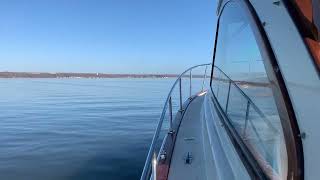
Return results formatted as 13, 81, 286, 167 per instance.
210, 0, 304, 179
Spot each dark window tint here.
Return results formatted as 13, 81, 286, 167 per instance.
211, 2, 287, 179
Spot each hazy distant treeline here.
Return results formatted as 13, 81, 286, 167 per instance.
0, 72, 204, 79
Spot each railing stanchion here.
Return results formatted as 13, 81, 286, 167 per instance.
202, 65, 208, 91
140, 63, 211, 180
179, 78, 183, 112
225, 80, 231, 113
169, 96, 173, 133
243, 100, 250, 138
152, 153, 157, 180
189, 70, 192, 99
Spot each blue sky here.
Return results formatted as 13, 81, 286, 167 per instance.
0, 0, 216, 74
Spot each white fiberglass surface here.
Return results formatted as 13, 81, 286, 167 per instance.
249, 1, 320, 179
201, 92, 250, 180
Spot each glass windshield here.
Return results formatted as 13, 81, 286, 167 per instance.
211, 2, 288, 179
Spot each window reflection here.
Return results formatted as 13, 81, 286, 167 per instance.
211, 2, 287, 179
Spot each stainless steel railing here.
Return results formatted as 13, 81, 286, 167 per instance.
140, 64, 281, 180
141, 63, 282, 180
140, 63, 211, 180
213, 66, 278, 134
212, 66, 279, 164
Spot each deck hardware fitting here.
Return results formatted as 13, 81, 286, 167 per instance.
262, 22, 267, 26
184, 137, 195, 141
184, 152, 193, 164
298, 132, 306, 139
168, 130, 175, 136
160, 151, 167, 161
272, 1, 281, 6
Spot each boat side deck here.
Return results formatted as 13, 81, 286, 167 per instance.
167, 95, 207, 180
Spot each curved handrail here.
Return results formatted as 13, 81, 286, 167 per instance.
140, 64, 278, 180
140, 63, 211, 180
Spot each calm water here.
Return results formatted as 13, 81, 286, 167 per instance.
0, 78, 191, 180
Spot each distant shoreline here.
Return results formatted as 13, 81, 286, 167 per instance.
0, 72, 204, 79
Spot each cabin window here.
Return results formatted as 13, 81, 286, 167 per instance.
211, 2, 288, 179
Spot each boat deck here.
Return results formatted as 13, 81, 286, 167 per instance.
168, 95, 207, 180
